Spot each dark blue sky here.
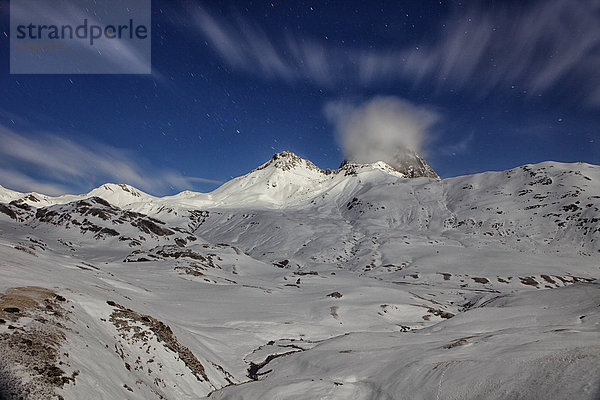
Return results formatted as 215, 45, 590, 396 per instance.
0, 0, 599, 195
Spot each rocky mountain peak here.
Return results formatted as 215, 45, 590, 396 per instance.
391, 150, 440, 179
90, 183, 145, 197
340, 150, 439, 179
255, 151, 324, 173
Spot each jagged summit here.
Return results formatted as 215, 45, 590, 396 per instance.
258, 150, 439, 179
338, 160, 407, 177
389, 150, 439, 179
87, 183, 149, 199
340, 150, 439, 179
254, 151, 324, 173
83, 183, 154, 208
90, 183, 142, 194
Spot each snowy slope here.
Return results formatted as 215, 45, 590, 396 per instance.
211, 282, 600, 400
0, 183, 155, 209
0, 152, 599, 399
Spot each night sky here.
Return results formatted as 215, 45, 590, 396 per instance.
0, 0, 599, 196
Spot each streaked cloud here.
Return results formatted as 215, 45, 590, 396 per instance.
192, 7, 299, 83
401, 0, 600, 101
0, 125, 222, 196
0, 168, 73, 196
191, 0, 600, 105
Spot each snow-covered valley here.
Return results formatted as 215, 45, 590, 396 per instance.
0, 152, 599, 399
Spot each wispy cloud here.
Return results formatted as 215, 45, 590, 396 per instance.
0, 168, 73, 196
401, 0, 600, 101
191, 1, 600, 105
0, 125, 222, 196
192, 7, 298, 83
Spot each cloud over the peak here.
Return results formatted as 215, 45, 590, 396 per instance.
0, 125, 221, 196
325, 97, 440, 166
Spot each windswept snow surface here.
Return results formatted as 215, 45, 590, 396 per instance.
0, 152, 598, 399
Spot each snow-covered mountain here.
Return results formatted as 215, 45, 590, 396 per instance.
0, 152, 599, 399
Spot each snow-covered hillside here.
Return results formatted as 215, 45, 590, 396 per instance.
0, 152, 599, 399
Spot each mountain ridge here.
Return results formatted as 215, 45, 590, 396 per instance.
1, 155, 598, 257
1, 152, 597, 209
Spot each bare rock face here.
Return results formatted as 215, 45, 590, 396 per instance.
0, 287, 75, 400
388, 149, 440, 179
